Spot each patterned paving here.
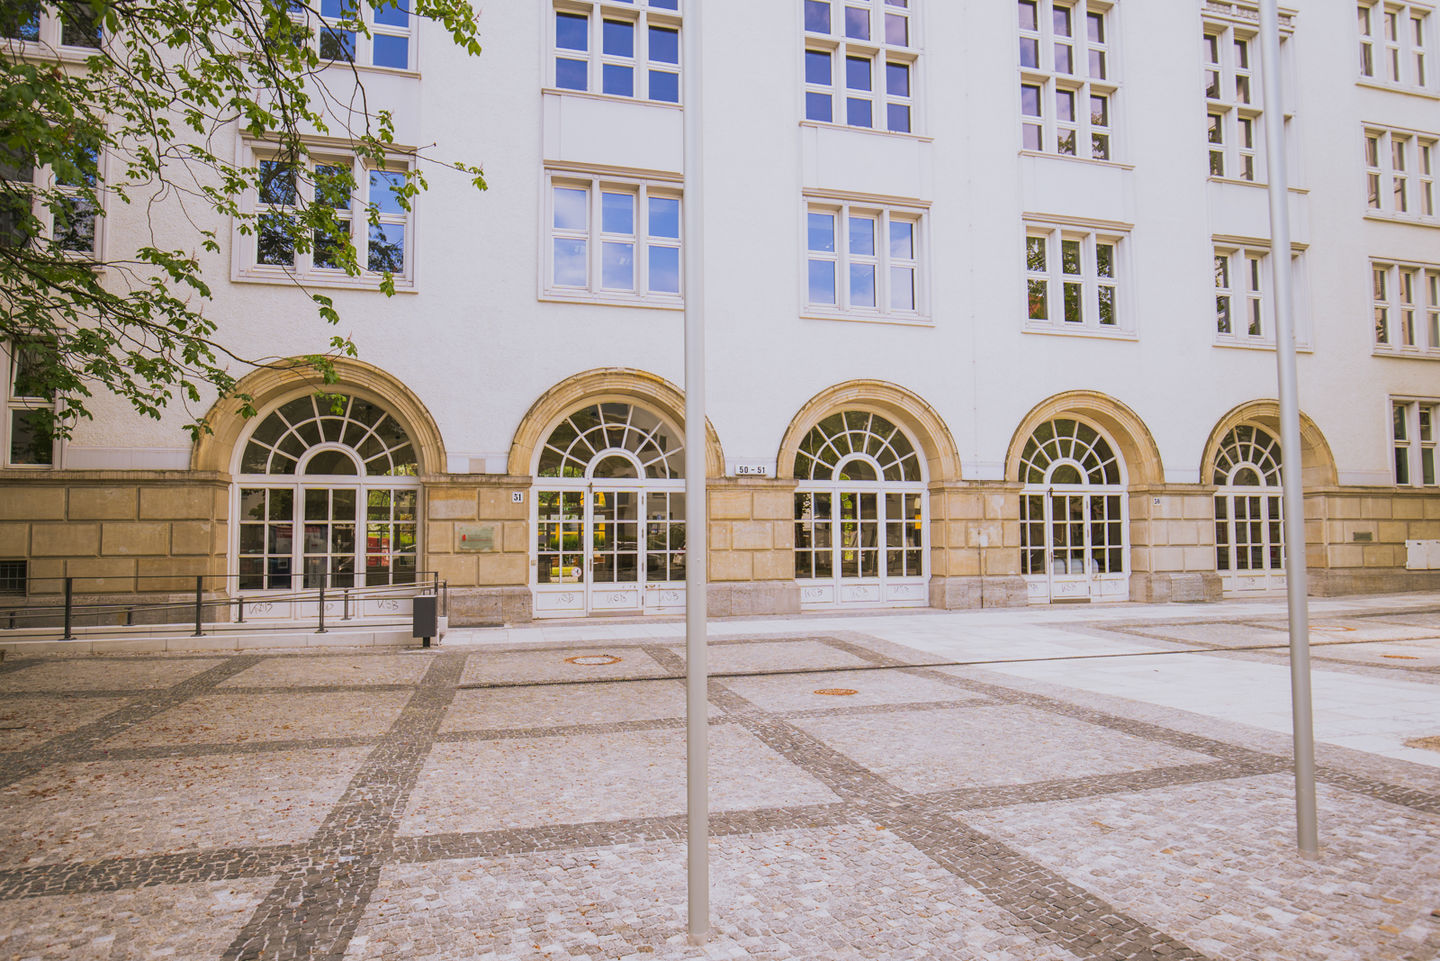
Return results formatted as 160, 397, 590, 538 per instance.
1, 610, 1438, 960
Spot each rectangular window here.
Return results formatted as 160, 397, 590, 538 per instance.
1203, 17, 1279, 184
1364, 127, 1438, 222
1213, 243, 1305, 348
281, 0, 414, 70
1372, 260, 1440, 356
0, 3, 100, 49
1358, 1, 1434, 89
806, 198, 925, 319
0, 559, 26, 595
243, 149, 412, 287
804, 0, 917, 133
5, 341, 55, 467
1025, 223, 1126, 333
552, 2, 681, 103
1019, 0, 1117, 161
0, 140, 102, 258
546, 173, 682, 304
1394, 399, 1440, 486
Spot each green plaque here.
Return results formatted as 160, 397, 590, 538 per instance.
457, 523, 497, 552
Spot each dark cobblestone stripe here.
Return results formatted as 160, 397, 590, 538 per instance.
222, 650, 467, 961
0, 844, 307, 901
213, 683, 422, 695
0, 654, 265, 789
434, 716, 696, 743
770, 697, 997, 722
1316, 766, 1440, 817
816, 634, 914, 667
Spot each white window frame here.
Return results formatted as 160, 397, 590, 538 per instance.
0, 3, 103, 59
1018, 0, 1117, 162
1372, 259, 1440, 356
803, 195, 928, 324
1365, 126, 1438, 224
542, 170, 684, 307
1202, 6, 1297, 187
1393, 397, 1440, 486
3, 340, 59, 469
550, 1, 682, 104
0, 143, 104, 260
1211, 238, 1308, 350
1358, 1, 1436, 92
232, 141, 416, 290
1023, 220, 1128, 337
802, 0, 919, 134
286, 0, 417, 73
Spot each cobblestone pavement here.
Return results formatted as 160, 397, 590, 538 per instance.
2, 600, 1440, 960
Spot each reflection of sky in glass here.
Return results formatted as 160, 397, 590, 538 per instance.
649, 245, 680, 293
806, 50, 831, 84
890, 221, 913, 258
603, 19, 634, 56
808, 212, 835, 252
890, 267, 914, 309
556, 13, 587, 50
557, 58, 587, 90
321, 0, 352, 18
602, 192, 634, 234
886, 62, 908, 96
887, 104, 910, 133
650, 70, 679, 102
374, 0, 408, 27
648, 197, 679, 238
808, 260, 836, 304
804, 0, 830, 33
554, 187, 587, 229
847, 97, 871, 127
806, 92, 832, 122
846, 56, 870, 90
603, 63, 634, 96
650, 0, 677, 8
370, 171, 405, 214
367, 223, 405, 273
850, 264, 876, 306
602, 241, 635, 289
373, 34, 408, 69
1021, 84, 1041, 116
849, 216, 874, 256
845, 5, 869, 39
554, 239, 586, 286
650, 26, 678, 63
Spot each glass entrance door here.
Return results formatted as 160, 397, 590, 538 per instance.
1216, 491, 1285, 595
796, 487, 927, 608
1023, 489, 1127, 603
534, 486, 685, 617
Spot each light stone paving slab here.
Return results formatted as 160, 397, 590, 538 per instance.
0, 877, 275, 960
792, 702, 1214, 794
720, 669, 987, 713
459, 647, 671, 686
347, 823, 1087, 961
961, 773, 1440, 961
215, 652, 434, 687
668, 639, 872, 676
0, 694, 134, 751
440, 679, 692, 733
0, 657, 226, 693
396, 724, 840, 837
0, 747, 369, 868
102, 690, 412, 746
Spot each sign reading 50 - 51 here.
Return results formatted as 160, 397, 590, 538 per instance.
733, 463, 770, 477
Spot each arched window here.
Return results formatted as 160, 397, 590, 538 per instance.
1212, 424, 1284, 593
794, 411, 927, 609
1018, 418, 1128, 602
531, 402, 685, 617
235, 394, 419, 591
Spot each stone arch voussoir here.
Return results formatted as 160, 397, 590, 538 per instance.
1005, 391, 1164, 486
1200, 400, 1337, 487
776, 380, 962, 482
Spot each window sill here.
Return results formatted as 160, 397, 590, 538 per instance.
1207, 176, 1310, 194
0, 39, 105, 64
1022, 323, 1137, 341
798, 121, 934, 144
541, 291, 684, 310
1213, 337, 1314, 353
1374, 347, 1440, 360
801, 309, 933, 328
1355, 79, 1440, 102
541, 87, 683, 110
319, 61, 422, 81
1363, 212, 1440, 229
1017, 150, 1134, 172
232, 266, 417, 293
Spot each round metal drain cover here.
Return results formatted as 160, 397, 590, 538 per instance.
564, 654, 622, 666
814, 688, 858, 696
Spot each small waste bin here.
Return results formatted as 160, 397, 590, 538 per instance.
412, 594, 438, 648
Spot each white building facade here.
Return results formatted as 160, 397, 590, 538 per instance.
3, 0, 1440, 622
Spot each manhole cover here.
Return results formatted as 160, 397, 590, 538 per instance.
1383, 654, 1420, 660
814, 688, 858, 696
564, 654, 622, 666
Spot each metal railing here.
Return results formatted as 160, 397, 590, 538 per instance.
0, 572, 447, 639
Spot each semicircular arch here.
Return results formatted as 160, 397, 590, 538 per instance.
191, 358, 447, 476
1200, 400, 1337, 487
508, 368, 726, 478
776, 380, 962, 482
1005, 391, 1164, 486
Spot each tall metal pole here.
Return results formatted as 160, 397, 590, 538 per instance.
681, 0, 710, 941
1259, 0, 1318, 858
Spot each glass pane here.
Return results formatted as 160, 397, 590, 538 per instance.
890, 267, 914, 310
553, 238, 587, 286
601, 241, 635, 289
554, 186, 587, 229
375, 0, 408, 27
650, 69, 679, 102
846, 56, 871, 91
808, 260, 836, 305
849, 216, 875, 256
850, 263, 876, 306
602, 19, 634, 57
601, 191, 635, 235
650, 26, 678, 64
1061, 239, 1081, 275
886, 12, 907, 45
804, 0, 831, 33
808, 211, 835, 252
603, 63, 634, 97
649, 244, 680, 294
845, 5, 869, 39
847, 98, 872, 127
373, 34, 408, 69
890, 221, 913, 259
806, 91, 833, 122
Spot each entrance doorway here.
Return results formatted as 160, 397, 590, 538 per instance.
1213, 424, 1286, 596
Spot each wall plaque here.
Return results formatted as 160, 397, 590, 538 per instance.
457, 523, 497, 552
